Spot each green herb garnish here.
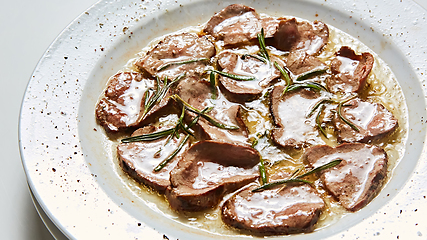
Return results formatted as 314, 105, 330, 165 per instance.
171, 94, 239, 130
206, 69, 256, 81
209, 71, 218, 99
316, 104, 328, 138
142, 73, 185, 118
259, 158, 268, 185
257, 28, 270, 62
283, 81, 328, 94
338, 96, 360, 132
252, 159, 342, 192
241, 54, 268, 63
157, 58, 209, 71
295, 67, 328, 81
154, 134, 190, 172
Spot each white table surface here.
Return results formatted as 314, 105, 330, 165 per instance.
1, 0, 426, 239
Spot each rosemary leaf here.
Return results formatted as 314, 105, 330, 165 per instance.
209, 72, 217, 99
157, 58, 209, 71
241, 54, 267, 63
259, 158, 268, 185
297, 159, 342, 178
316, 104, 328, 138
338, 96, 360, 132
207, 69, 255, 81
171, 95, 239, 130
252, 159, 342, 192
296, 67, 328, 81
257, 28, 270, 62
307, 98, 331, 117
274, 61, 291, 87
154, 134, 190, 172
142, 73, 185, 118
121, 128, 174, 143
283, 82, 328, 94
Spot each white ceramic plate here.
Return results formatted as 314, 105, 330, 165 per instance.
19, 0, 427, 239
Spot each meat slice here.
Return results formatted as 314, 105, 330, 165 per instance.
135, 33, 215, 80
118, 126, 190, 194
165, 140, 260, 212
203, 4, 278, 46
217, 51, 283, 102
303, 143, 388, 211
221, 182, 325, 235
268, 18, 329, 55
270, 86, 324, 149
334, 98, 398, 143
326, 46, 374, 94
175, 76, 249, 143
286, 51, 328, 80
95, 72, 154, 132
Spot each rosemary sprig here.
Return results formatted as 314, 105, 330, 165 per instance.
252, 159, 342, 192
307, 98, 331, 117
121, 128, 174, 143
241, 54, 268, 63
154, 134, 190, 172
283, 81, 328, 94
142, 73, 185, 118
206, 69, 255, 81
338, 96, 360, 132
257, 28, 270, 62
297, 159, 342, 178
295, 67, 328, 81
259, 158, 268, 185
157, 58, 209, 71
209, 72, 217, 99
171, 94, 239, 130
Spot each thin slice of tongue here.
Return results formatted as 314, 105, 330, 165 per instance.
118, 126, 190, 194
334, 98, 398, 143
217, 51, 282, 102
221, 172, 325, 235
302, 143, 387, 211
326, 46, 374, 94
203, 4, 278, 46
165, 140, 260, 212
270, 86, 324, 149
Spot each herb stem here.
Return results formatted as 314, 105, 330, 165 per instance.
259, 158, 268, 185
171, 94, 239, 130
252, 159, 342, 192
338, 96, 360, 132
207, 69, 255, 81
316, 104, 328, 138
154, 134, 190, 172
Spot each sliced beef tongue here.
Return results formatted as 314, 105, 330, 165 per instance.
195, 104, 249, 143
175, 76, 249, 143
286, 51, 328, 80
270, 86, 324, 149
135, 32, 215, 80
303, 143, 388, 211
95, 72, 155, 132
203, 4, 278, 46
118, 125, 190, 194
217, 51, 283, 102
326, 46, 374, 94
165, 140, 260, 212
334, 98, 398, 143
221, 173, 325, 235
268, 18, 329, 55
